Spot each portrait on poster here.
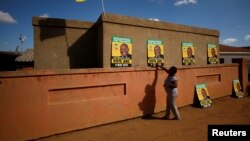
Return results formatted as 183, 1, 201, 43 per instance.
147, 40, 164, 67
195, 83, 212, 108
182, 42, 195, 65
233, 79, 244, 98
208, 43, 219, 64
111, 36, 132, 67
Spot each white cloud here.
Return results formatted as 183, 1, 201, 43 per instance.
174, 0, 197, 6
39, 13, 50, 18
244, 35, 250, 40
221, 38, 238, 44
149, 18, 160, 21
0, 11, 17, 24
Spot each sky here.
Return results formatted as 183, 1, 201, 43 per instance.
0, 0, 250, 52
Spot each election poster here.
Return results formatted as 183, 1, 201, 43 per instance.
182, 42, 195, 65
111, 36, 132, 67
195, 83, 212, 108
233, 79, 244, 98
208, 43, 219, 64
147, 40, 164, 67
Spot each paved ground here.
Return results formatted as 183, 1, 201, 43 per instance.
35, 96, 250, 141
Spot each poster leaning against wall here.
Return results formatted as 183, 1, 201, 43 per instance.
182, 42, 195, 65
195, 83, 212, 108
111, 36, 132, 67
233, 79, 244, 98
147, 39, 164, 67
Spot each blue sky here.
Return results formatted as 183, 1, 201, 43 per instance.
0, 0, 250, 51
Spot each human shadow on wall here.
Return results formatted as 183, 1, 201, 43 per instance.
138, 68, 159, 119
39, 17, 100, 68
67, 25, 99, 68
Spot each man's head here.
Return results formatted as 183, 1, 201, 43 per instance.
211, 48, 216, 57
201, 88, 207, 99
169, 66, 177, 75
120, 43, 129, 57
154, 45, 162, 57
187, 47, 193, 58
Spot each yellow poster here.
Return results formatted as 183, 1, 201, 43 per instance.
195, 83, 212, 108
111, 36, 132, 67
208, 44, 219, 64
182, 42, 195, 65
233, 79, 244, 98
147, 40, 164, 67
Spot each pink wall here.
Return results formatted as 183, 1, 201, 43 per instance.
0, 64, 238, 141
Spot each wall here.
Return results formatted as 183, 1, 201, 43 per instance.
220, 52, 250, 74
101, 13, 219, 67
33, 13, 219, 69
33, 17, 100, 69
220, 52, 250, 64
0, 51, 20, 71
0, 64, 238, 141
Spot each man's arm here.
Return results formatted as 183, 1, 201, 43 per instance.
156, 64, 169, 73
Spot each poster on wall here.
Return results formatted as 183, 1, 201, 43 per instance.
182, 42, 195, 65
208, 43, 219, 64
111, 36, 132, 67
195, 83, 212, 108
233, 79, 244, 98
147, 40, 164, 67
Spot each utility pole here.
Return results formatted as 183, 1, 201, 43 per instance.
16, 33, 25, 53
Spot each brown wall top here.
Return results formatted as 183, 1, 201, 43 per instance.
32, 16, 94, 29
100, 13, 220, 37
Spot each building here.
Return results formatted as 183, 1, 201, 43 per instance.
0, 51, 21, 71
219, 44, 250, 63
219, 44, 250, 79
15, 48, 34, 70
33, 13, 219, 69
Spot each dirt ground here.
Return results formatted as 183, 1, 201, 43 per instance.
35, 96, 250, 141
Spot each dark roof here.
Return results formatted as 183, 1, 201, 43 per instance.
0, 51, 21, 57
219, 44, 250, 52
15, 48, 34, 62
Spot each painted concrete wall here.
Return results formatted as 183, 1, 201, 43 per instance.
102, 13, 219, 68
33, 13, 219, 69
0, 64, 238, 141
33, 17, 99, 69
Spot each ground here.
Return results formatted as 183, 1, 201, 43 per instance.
35, 96, 250, 141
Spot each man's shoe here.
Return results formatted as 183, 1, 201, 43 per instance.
172, 117, 181, 120
161, 116, 170, 120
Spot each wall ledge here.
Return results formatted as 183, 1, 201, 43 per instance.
0, 64, 238, 78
